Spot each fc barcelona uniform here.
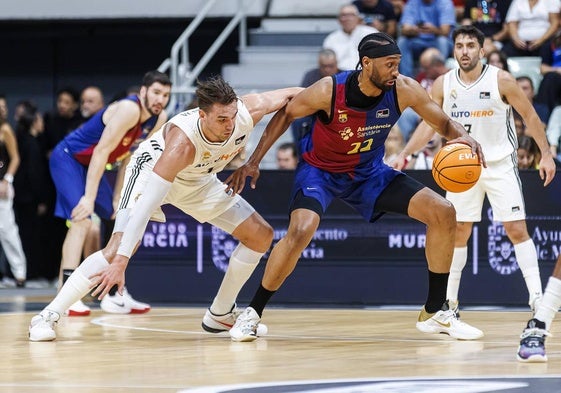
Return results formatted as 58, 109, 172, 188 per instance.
292, 70, 422, 221
49, 95, 159, 220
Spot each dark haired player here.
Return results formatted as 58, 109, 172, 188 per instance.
225, 32, 485, 342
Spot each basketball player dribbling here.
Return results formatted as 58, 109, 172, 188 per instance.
224, 32, 485, 342
393, 26, 556, 351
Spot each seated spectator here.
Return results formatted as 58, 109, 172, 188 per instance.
323, 4, 379, 70
397, 0, 456, 77
292, 49, 340, 141
353, 0, 398, 37
503, 0, 560, 57
462, 0, 512, 50
536, 29, 561, 112
545, 105, 561, 159
486, 49, 510, 71
397, 47, 450, 141
513, 110, 526, 137
516, 75, 550, 125
390, 0, 405, 21
276, 142, 298, 170
517, 134, 540, 169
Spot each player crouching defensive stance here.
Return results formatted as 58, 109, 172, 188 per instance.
29, 76, 301, 341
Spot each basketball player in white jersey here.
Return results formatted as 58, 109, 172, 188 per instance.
29, 75, 302, 341
392, 25, 556, 338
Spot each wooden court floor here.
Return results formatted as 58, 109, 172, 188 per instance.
1, 291, 561, 393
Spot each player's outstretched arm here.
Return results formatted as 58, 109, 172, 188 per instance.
225, 79, 331, 195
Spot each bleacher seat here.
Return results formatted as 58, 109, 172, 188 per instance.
507, 56, 542, 91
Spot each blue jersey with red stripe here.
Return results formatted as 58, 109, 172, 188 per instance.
300, 71, 401, 180
62, 95, 158, 166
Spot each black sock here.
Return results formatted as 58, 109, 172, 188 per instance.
62, 269, 74, 285
249, 284, 276, 317
425, 270, 449, 313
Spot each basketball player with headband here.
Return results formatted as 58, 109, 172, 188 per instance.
393, 26, 555, 344
225, 32, 485, 342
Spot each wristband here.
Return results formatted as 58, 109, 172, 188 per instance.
3, 174, 13, 184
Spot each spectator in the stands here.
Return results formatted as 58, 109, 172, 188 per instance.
545, 105, 561, 159
503, 0, 560, 57
517, 75, 550, 125
390, 0, 405, 21
80, 86, 104, 121
323, 4, 379, 71
486, 50, 510, 72
42, 87, 83, 155
352, 0, 398, 37
276, 142, 298, 170
517, 134, 540, 169
461, 0, 511, 50
397, 47, 449, 141
397, 0, 456, 77
536, 28, 561, 112
291, 49, 340, 142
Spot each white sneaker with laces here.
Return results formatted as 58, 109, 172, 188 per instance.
29, 310, 60, 342
416, 306, 484, 340
229, 307, 261, 342
202, 305, 267, 336
100, 288, 150, 314
65, 300, 91, 316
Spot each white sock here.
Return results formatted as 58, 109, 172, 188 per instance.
43, 250, 110, 316
535, 277, 561, 330
446, 246, 467, 302
514, 239, 543, 305
210, 244, 263, 315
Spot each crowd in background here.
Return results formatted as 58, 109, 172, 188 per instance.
1, 0, 561, 287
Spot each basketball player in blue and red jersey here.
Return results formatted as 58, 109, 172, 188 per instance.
225, 32, 486, 342
48, 70, 171, 316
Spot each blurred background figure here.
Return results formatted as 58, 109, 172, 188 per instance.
0, 94, 26, 288
461, 0, 511, 51
322, 4, 378, 71
397, 0, 456, 77
486, 50, 510, 71
292, 49, 340, 142
276, 142, 298, 170
516, 76, 550, 126
13, 101, 50, 285
517, 134, 540, 169
536, 29, 561, 113
352, 0, 398, 37
503, 0, 560, 57
80, 86, 105, 121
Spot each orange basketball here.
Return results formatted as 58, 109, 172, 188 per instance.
431, 142, 481, 193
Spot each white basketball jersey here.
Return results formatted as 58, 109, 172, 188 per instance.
442, 64, 517, 162
153, 98, 253, 182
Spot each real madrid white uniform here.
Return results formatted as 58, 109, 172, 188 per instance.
118, 99, 255, 232
442, 64, 525, 222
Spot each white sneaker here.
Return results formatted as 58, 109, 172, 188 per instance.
100, 288, 150, 314
416, 305, 484, 340
65, 300, 91, 316
229, 307, 261, 342
202, 305, 267, 336
29, 311, 60, 342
